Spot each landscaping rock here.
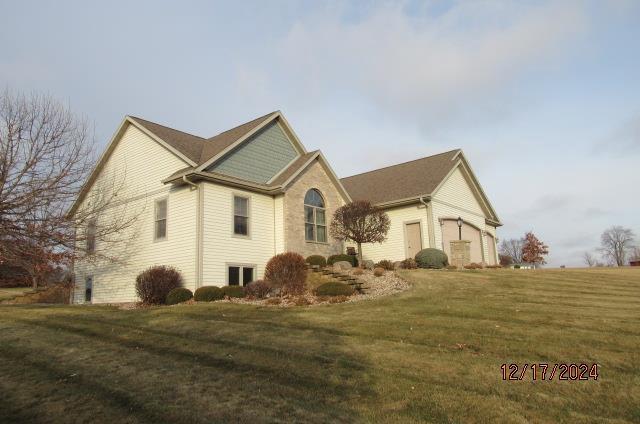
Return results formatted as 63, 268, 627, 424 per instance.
362, 260, 374, 270
333, 261, 352, 271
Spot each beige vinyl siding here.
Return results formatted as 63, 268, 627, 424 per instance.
201, 183, 275, 285
274, 194, 285, 254
73, 124, 197, 303
432, 166, 490, 262
347, 204, 430, 263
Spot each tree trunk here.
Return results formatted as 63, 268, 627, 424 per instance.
357, 242, 363, 267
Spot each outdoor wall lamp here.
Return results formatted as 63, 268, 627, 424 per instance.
457, 216, 463, 240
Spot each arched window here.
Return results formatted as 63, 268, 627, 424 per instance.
304, 189, 326, 242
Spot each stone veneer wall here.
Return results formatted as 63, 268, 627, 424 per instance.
283, 159, 344, 258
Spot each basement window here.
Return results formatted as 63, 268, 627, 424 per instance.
227, 265, 255, 286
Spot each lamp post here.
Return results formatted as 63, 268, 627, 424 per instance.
457, 216, 463, 240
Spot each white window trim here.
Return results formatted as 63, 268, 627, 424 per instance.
225, 263, 256, 286
231, 193, 251, 239
154, 196, 168, 242
304, 190, 327, 244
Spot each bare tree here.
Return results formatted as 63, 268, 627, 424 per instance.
499, 238, 524, 264
598, 226, 635, 266
582, 252, 596, 267
329, 200, 390, 265
0, 89, 137, 288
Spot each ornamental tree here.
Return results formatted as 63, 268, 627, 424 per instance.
329, 201, 390, 265
521, 232, 549, 267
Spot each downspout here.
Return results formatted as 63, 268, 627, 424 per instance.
183, 175, 202, 288
419, 196, 436, 248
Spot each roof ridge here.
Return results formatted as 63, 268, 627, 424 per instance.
128, 116, 205, 140
341, 149, 461, 180
206, 110, 279, 140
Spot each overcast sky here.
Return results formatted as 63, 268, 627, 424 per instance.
2, 0, 639, 267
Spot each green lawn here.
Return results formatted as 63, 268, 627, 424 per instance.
0, 268, 638, 423
0, 287, 33, 301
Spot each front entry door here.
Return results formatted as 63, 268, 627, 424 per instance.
405, 222, 423, 259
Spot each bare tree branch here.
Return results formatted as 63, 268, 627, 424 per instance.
598, 226, 635, 266
0, 89, 140, 287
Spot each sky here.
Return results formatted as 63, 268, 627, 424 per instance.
1, 0, 639, 267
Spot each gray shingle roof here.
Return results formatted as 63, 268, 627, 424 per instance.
340, 149, 461, 204
130, 111, 278, 167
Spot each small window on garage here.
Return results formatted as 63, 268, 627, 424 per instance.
227, 265, 255, 286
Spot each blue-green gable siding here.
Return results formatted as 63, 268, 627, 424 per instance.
208, 121, 298, 183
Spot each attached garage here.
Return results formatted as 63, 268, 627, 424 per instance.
441, 219, 484, 264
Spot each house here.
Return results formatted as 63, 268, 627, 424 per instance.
70, 111, 500, 304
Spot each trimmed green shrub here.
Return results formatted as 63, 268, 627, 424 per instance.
314, 282, 355, 296
265, 252, 307, 295
244, 280, 271, 299
166, 287, 193, 305
194, 286, 223, 302
221, 285, 245, 298
135, 265, 183, 304
375, 259, 395, 270
327, 254, 358, 267
514, 264, 521, 269
414, 248, 449, 269
305, 255, 327, 268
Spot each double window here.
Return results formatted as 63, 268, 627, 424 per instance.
304, 189, 326, 243
155, 198, 167, 241
233, 195, 250, 236
227, 265, 254, 286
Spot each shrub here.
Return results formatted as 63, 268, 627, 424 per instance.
514, 264, 521, 269
166, 288, 193, 305
401, 258, 418, 269
415, 248, 449, 269
464, 262, 484, 270
486, 264, 502, 269
305, 255, 327, 268
135, 266, 183, 304
194, 286, 223, 302
314, 282, 355, 296
221, 285, 245, 298
244, 280, 271, 299
265, 252, 307, 295
446, 265, 458, 270
327, 254, 358, 267
353, 268, 364, 276
373, 267, 385, 277
375, 259, 395, 271
265, 297, 281, 305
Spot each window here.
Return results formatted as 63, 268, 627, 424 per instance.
155, 198, 167, 240
304, 189, 326, 243
85, 276, 93, 302
233, 195, 249, 236
227, 265, 254, 286
86, 219, 96, 254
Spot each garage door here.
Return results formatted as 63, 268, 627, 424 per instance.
441, 219, 483, 264
486, 233, 496, 265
